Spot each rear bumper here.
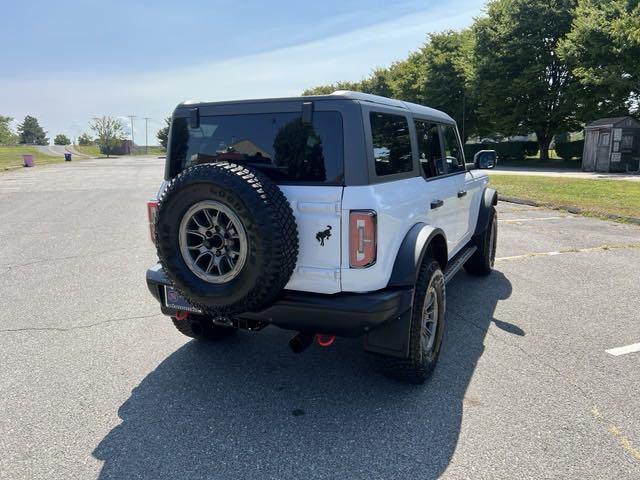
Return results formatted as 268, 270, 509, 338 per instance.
146, 264, 412, 337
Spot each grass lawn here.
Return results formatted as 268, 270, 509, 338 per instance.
75, 145, 166, 157
0, 146, 67, 171
74, 145, 102, 157
134, 146, 166, 156
489, 175, 640, 220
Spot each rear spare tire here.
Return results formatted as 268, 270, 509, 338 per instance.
155, 162, 298, 315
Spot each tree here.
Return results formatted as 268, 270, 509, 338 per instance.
387, 51, 428, 104
300, 32, 479, 140
359, 67, 394, 97
421, 29, 477, 141
559, 0, 640, 117
474, 0, 584, 161
89, 116, 125, 157
18, 115, 49, 145
302, 80, 363, 96
0, 116, 18, 145
77, 133, 93, 146
156, 117, 171, 150
54, 134, 70, 145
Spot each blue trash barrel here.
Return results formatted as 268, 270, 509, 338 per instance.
64, 153, 72, 161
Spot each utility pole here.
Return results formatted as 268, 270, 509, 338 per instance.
144, 117, 151, 155
128, 115, 136, 155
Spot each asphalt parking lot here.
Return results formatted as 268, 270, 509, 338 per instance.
1, 157, 639, 479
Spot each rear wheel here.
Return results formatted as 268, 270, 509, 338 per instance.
464, 206, 497, 276
171, 314, 237, 341
381, 258, 446, 384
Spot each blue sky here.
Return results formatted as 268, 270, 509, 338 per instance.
0, 0, 485, 144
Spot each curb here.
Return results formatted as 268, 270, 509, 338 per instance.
1, 165, 25, 172
498, 195, 640, 225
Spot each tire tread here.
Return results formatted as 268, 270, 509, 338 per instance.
156, 162, 299, 315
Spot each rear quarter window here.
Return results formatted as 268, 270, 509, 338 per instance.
167, 111, 344, 185
369, 112, 413, 176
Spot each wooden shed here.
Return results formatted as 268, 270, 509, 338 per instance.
582, 116, 640, 173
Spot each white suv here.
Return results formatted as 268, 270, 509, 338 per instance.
146, 91, 498, 383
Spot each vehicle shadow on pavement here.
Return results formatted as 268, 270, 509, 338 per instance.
93, 271, 513, 480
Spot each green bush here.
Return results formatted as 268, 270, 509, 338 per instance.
465, 141, 537, 161
493, 141, 528, 161
555, 140, 584, 160
463, 143, 488, 161
523, 141, 539, 156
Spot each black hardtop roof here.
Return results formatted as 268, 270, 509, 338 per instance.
176, 90, 455, 124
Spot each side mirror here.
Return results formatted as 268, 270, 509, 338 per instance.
474, 150, 497, 169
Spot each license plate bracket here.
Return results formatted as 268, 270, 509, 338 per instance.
164, 286, 202, 313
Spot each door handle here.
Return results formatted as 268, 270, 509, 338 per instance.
430, 199, 444, 209
457, 190, 467, 198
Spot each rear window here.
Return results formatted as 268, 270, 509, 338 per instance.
168, 111, 344, 184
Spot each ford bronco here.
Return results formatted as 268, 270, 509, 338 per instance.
146, 91, 497, 383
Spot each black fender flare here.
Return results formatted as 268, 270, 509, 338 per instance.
366, 224, 447, 359
473, 187, 498, 237
387, 223, 448, 288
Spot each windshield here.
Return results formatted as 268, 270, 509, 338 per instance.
167, 111, 344, 184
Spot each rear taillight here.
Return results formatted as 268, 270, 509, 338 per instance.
147, 200, 159, 244
349, 210, 377, 268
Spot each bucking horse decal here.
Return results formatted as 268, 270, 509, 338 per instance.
315, 225, 332, 246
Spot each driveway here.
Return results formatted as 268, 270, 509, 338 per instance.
36, 144, 92, 158
0, 157, 639, 479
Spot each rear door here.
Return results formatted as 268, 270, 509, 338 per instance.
414, 119, 461, 254
167, 107, 345, 294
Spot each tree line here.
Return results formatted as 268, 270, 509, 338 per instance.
0, 115, 79, 147
303, 0, 639, 161
0, 114, 133, 157
1, 113, 171, 156
0, 115, 50, 145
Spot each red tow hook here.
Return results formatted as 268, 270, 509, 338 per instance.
316, 334, 336, 347
175, 311, 189, 321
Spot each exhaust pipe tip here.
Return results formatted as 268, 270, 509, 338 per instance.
289, 332, 314, 354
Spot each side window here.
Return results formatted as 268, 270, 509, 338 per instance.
621, 135, 634, 151
440, 125, 466, 174
370, 112, 413, 176
414, 120, 445, 179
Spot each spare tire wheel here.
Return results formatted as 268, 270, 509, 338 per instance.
155, 162, 299, 315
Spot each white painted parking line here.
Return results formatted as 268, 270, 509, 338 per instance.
496, 243, 640, 262
605, 343, 640, 357
500, 216, 568, 223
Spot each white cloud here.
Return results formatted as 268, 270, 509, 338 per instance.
0, 2, 483, 144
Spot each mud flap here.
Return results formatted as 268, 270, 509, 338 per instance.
363, 308, 412, 359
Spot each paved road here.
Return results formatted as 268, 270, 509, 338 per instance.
490, 167, 640, 182
36, 144, 92, 158
1, 157, 639, 479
